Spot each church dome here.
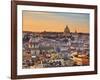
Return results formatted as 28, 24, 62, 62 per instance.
64, 25, 70, 36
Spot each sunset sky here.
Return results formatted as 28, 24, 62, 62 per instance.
23, 11, 90, 33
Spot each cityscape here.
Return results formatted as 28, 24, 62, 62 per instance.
22, 25, 89, 69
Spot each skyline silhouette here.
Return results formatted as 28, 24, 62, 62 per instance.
23, 11, 89, 33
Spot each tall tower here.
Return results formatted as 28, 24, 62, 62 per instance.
64, 25, 70, 36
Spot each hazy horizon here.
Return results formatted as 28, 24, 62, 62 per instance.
23, 11, 90, 33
